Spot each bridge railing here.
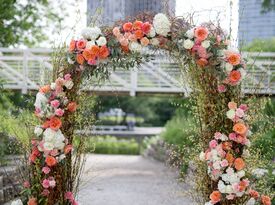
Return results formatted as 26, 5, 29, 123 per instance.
0, 48, 274, 95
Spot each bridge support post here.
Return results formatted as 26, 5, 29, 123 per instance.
130, 67, 137, 96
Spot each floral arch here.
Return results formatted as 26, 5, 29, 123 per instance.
17, 13, 271, 205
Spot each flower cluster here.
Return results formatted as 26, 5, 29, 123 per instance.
69, 27, 110, 66
112, 13, 171, 53
201, 102, 271, 205
24, 74, 77, 204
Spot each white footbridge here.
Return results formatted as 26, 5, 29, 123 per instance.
0, 48, 274, 96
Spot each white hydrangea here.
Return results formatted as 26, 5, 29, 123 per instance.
96, 36, 107, 46
43, 128, 65, 151
153, 13, 171, 37
183, 39, 194, 49
186, 29, 194, 39
129, 42, 142, 52
81, 27, 101, 40
34, 92, 48, 110
34, 126, 43, 136
11, 199, 23, 205
86, 40, 95, 49
201, 40, 210, 48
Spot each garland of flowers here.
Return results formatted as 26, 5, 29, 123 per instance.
13, 13, 271, 205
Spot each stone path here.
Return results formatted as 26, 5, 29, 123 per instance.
78, 154, 194, 205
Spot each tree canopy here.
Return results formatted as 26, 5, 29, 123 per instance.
261, 0, 275, 12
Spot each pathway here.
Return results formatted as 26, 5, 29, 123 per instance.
78, 154, 194, 205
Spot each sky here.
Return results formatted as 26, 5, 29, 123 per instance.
51, 0, 239, 47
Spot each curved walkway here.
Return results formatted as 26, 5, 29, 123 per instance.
78, 154, 194, 205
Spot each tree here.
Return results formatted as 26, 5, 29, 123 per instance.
0, 0, 65, 47
261, 0, 275, 12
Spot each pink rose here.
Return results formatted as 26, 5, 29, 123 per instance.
220, 159, 229, 167
65, 191, 74, 201
72, 200, 78, 205
64, 74, 71, 81
197, 46, 208, 59
55, 108, 64, 117
119, 38, 129, 46
49, 179, 56, 187
209, 140, 218, 149
42, 166, 51, 174
239, 104, 248, 111
218, 84, 227, 93
42, 179, 50, 189
23, 181, 30, 188
88, 59, 97, 65
214, 132, 222, 140
229, 133, 237, 141
76, 39, 86, 50
235, 108, 244, 118
50, 100, 60, 108
42, 189, 50, 196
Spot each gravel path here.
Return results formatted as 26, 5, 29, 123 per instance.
78, 154, 194, 205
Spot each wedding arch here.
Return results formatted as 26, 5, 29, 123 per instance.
17, 13, 271, 205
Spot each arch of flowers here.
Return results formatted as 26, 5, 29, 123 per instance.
15, 13, 271, 205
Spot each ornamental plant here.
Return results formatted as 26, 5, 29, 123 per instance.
14, 13, 272, 205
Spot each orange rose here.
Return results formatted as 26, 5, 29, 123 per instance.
76, 54, 85, 65
42, 120, 50, 129
233, 122, 247, 135
222, 141, 232, 151
123, 22, 133, 32
67, 102, 77, 112
210, 191, 221, 204
227, 52, 241, 66
249, 189, 259, 199
76, 39, 86, 50
90, 45, 100, 56
226, 153, 234, 165
141, 22, 151, 34
28, 197, 37, 205
49, 117, 62, 130
261, 195, 271, 205
45, 156, 57, 167
39, 85, 51, 93
196, 58, 208, 67
99, 46, 110, 59
140, 37, 150, 46
134, 30, 144, 39
83, 49, 95, 61
195, 26, 209, 41
234, 158, 245, 170
229, 70, 241, 83
238, 180, 247, 192
133, 20, 143, 30
69, 40, 76, 52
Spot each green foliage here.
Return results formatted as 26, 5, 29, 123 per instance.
261, 0, 275, 12
83, 136, 140, 155
243, 38, 275, 52
0, 0, 66, 47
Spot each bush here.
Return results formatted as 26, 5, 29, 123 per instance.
243, 38, 275, 52
83, 136, 140, 155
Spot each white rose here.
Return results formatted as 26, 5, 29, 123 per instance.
237, 170, 245, 178
58, 154, 66, 161
43, 128, 65, 150
199, 151, 205, 161
153, 13, 171, 37
186, 29, 194, 39
64, 80, 74, 89
86, 40, 95, 49
183, 39, 194, 49
226, 109, 235, 120
96, 36, 107, 46
246, 198, 256, 205
225, 63, 233, 72
34, 92, 48, 110
150, 38, 159, 46
34, 126, 43, 136
50, 83, 56, 90
81, 27, 101, 40
148, 27, 156, 37
201, 40, 210, 48
11, 199, 23, 205
129, 42, 142, 52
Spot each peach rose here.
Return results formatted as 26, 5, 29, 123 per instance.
233, 122, 247, 135
45, 156, 57, 167
195, 26, 209, 41
140, 37, 150, 46
49, 117, 62, 130
226, 51, 241, 66
141, 22, 151, 34
112, 27, 120, 37
134, 30, 144, 39
123, 22, 133, 32
76, 39, 86, 50
99, 46, 110, 59
83, 49, 95, 61
234, 158, 245, 170
210, 191, 221, 204
249, 189, 259, 199
90, 45, 100, 56
76, 54, 85, 65
196, 58, 208, 67
67, 102, 77, 112
69, 40, 76, 51
228, 101, 237, 109
119, 37, 129, 46
28, 197, 37, 205
133, 20, 143, 30
39, 85, 51, 93
226, 153, 234, 165
64, 144, 73, 154
261, 195, 271, 205
229, 70, 241, 84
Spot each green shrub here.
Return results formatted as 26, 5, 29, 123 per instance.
243, 38, 275, 52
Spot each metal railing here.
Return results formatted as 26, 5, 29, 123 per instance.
0, 48, 274, 95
